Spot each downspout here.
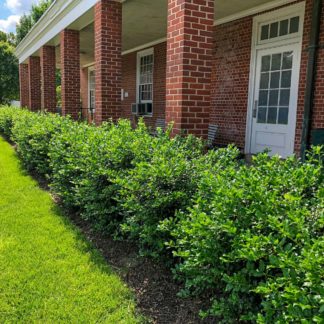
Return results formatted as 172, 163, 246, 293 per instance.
300, 0, 322, 161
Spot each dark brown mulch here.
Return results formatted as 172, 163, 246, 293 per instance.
67, 212, 215, 324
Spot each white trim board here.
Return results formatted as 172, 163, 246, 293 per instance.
123, 38, 166, 56
214, 0, 298, 26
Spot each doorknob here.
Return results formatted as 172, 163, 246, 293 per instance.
253, 100, 258, 118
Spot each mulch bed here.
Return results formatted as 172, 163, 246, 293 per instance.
67, 212, 215, 324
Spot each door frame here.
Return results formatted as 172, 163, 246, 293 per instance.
88, 65, 95, 112
245, 1, 305, 155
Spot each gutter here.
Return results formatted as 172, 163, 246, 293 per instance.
300, 0, 322, 161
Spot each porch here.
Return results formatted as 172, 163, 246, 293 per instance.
15, 0, 324, 157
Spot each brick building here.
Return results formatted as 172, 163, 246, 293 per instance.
16, 0, 324, 158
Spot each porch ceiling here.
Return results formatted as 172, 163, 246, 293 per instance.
20, 0, 280, 66
76, 0, 273, 67
122, 0, 275, 51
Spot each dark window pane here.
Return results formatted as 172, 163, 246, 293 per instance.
146, 103, 153, 114
267, 107, 278, 124
290, 16, 300, 33
269, 90, 279, 106
281, 70, 292, 88
261, 55, 271, 72
280, 89, 290, 106
259, 90, 268, 106
270, 22, 279, 38
279, 19, 289, 36
261, 25, 269, 40
282, 51, 293, 69
271, 53, 282, 71
257, 107, 267, 123
278, 107, 289, 124
260, 73, 269, 89
270, 72, 280, 89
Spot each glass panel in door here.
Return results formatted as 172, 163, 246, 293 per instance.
257, 51, 293, 126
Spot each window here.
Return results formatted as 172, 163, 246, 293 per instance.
137, 49, 154, 114
257, 51, 293, 125
260, 16, 300, 42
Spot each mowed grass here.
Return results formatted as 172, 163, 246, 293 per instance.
0, 137, 142, 323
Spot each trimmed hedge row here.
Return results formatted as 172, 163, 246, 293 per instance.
0, 106, 323, 323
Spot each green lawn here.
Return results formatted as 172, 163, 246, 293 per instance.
0, 136, 142, 323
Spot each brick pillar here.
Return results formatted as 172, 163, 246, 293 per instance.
60, 29, 80, 119
28, 56, 41, 111
19, 64, 29, 108
94, 0, 122, 124
40, 45, 56, 112
166, 0, 214, 138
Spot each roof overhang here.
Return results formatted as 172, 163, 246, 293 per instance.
15, 0, 124, 64
15, 0, 298, 64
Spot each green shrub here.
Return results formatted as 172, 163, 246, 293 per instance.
0, 106, 322, 323
118, 140, 239, 258
0, 105, 23, 138
74, 120, 153, 233
11, 112, 71, 177
49, 120, 95, 209
49, 119, 153, 233
171, 148, 323, 323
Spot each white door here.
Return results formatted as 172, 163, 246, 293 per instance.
250, 44, 300, 157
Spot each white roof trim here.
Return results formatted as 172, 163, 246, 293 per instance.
122, 37, 167, 55
15, 0, 125, 64
214, 0, 298, 26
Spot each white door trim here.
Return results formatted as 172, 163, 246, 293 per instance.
245, 1, 305, 155
88, 66, 95, 112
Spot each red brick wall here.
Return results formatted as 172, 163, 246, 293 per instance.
210, 17, 252, 148
312, 2, 324, 130
28, 56, 41, 111
40, 45, 56, 112
94, 0, 122, 124
60, 29, 80, 119
165, 0, 214, 138
19, 63, 29, 108
121, 42, 166, 129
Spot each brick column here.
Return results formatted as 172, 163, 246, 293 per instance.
60, 29, 80, 119
19, 64, 29, 108
94, 0, 122, 124
40, 45, 56, 112
166, 0, 214, 138
28, 56, 41, 111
